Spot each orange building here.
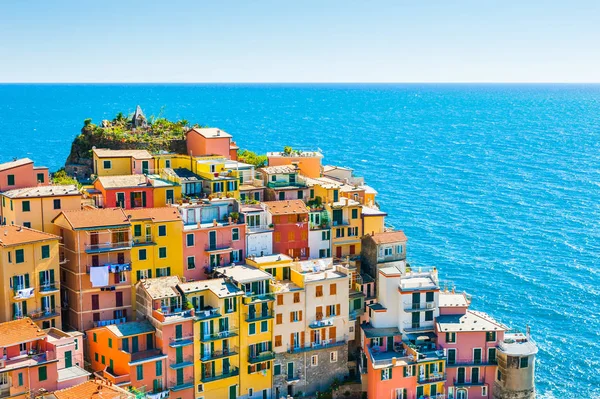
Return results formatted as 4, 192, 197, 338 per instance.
186, 128, 235, 160
266, 151, 323, 178
263, 200, 310, 260
47, 378, 136, 399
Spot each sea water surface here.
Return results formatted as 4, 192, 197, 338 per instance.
0, 84, 599, 397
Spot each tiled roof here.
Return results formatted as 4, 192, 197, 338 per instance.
105, 320, 155, 338
52, 379, 132, 399
263, 200, 308, 215
0, 225, 60, 247
58, 208, 130, 229
369, 230, 407, 244
96, 175, 149, 189
1, 184, 80, 199
140, 276, 181, 299
0, 318, 46, 347
93, 148, 153, 159
126, 207, 181, 223
187, 127, 232, 138
260, 165, 298, 175
0, 158, 33, 171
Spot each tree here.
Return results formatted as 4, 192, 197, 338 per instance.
283, 146, 293, 155
238, 149, 267, 167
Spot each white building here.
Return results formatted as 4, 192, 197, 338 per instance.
241, 204, 273, 257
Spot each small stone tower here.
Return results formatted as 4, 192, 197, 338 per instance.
493, 327, 538, 399
131, 105, 148, 128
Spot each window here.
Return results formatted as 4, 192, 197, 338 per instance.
277, 295, 283, 305
488, 348, 497, 364
7, 175, 15, 186
293, 293, 300, 303
316, 285, 323, 297
330, 283, 337, 295
15, 249, 24, 263
53, 198, 61, 210
38, 365, 47, 381
94, 353, 98, 361
497, 370, 502, 381
520, 357, 529, 368
103, 160, 112, 169
274, 363, 281, 375
276, 314, 282, 324
426, 291, 434, 302
158, 225, 166, 236
249, 323, 256, 335
156, 267, 170, 277
351, 208, 358, 219
18, 372, 23, 386
248, 388, 254, 397
260, 320, 268, 332
186, 234, 194, 247
136, 365, 143, 380
22, 201, 30, 212
486, 331, 497, 342
23, 222, 31, 228
275, 335, 282, 347
397, 245, 403, 254
425, 310, 433, 321
225, 297, 235, 313
330, 351, 338, 362
297, 190, 303, 199
232, 228, 239, 241
93, 333, 97, 342
187, 256, 195, 269
165, 159, 171, 168
321, 230, 330, 240
108, 338, 112, 348
156, 360, 162, 376
381, 367, 391, 380
138, 249, 147, 261
101, 355, 105, 365
41, 245, 50, 259
159, 247, 167, 258
446, 332, 456, 343
291, 311, 301, 322
311, 355, 318, 366
482, 386, 488, 396
384, 247, 393, 256
133, 225, 142, 237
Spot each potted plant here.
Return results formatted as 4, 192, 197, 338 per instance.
230, 212, 239, 223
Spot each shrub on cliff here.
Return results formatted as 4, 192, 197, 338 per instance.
238, 149, 267, 167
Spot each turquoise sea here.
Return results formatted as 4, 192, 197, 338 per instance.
0, 84, 598, 397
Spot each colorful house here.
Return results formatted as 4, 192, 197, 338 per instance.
361, 230, 408, 280
307, 206, 331, 259
263, 200, 309, 260
179, 278, 243, 399
0, 225, 62, 329
0, 185, 82, 233
185, 128, 236, 160
329, 197, 363, 259
88, 320, 168, 395
53, 208, 132, 331
193, 158, 241, 200
260, 165, 310, 202
266, 151, 323, 179
92, 149, 155, 177
135, 276, 195, 398
0, 158, 49, 192
127, 207, 183, 311
176, 198, 245, 281
43, 378, 135, 399
0, 318, 88, 398
214, 264, 275, 399
240, 204, 273, 257
90, 175, 179, 209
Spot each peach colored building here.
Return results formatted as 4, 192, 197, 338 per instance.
266, 151, 323, 179
186, 128, 234, 159
176, 199, 246, 281
53, 208, 132, 331
0, 158, 49, 192
0, 318, 88, 398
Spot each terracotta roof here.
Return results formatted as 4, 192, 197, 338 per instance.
58, 208, 130, 229
0, 225, 60, 247
370, 230, 407, 244
0, 318, 46, 347
187, 127, 232, 139
126, 207, 181, 223
93, 148, 153, 159
1, 184, 80, 199
0, 158, 33, 172
96, 175, 149, 189
52, 379, 132, 399
263, 200, 308, 215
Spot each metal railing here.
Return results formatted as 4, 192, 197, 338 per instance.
404, 301, 436, 312
85, 241, 133, 252
201, 367, 239, 383
93, 317, 127, 328
245, 310, 274, 322
403, 322, 435, 333
39, 282, 58, 292
287, 336, 347, 354
205, 241, 233, 251
453, 377, 484, 386
169, 335, 194, 346
417, 372, 446, 384
195, 307, 220, 320
248, 350, 275, 363
170, 354, 194, 368
200, 346, 239, 362
28, 308, 59, 320
200, 328, 239, 342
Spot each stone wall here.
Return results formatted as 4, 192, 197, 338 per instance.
332, 382, 364, 399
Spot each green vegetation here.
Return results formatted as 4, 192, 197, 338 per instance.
52, 168, 81, 188
238, 149, 267, 167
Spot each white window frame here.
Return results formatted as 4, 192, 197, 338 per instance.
384, 247, 393, 256
381, 368, 391, 380
187, 256, 196, 270
103, 160, 112, 170
186, 233, 195, 247
165, 159, 171, 168
311, 355, 318, 367
330, 351, 338, 363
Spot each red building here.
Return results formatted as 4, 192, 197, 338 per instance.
263, 200, 309, 259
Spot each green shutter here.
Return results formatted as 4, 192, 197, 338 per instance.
22, 301, 27, 316
142, 192, 147, 207
24, 273, 30, 288
16, 249, 24, 264
50, 295, 55, 310
38, 366, 47, 381
130, 192, 135, 208
137, 364, 143, 380
137, 271, 141, 281
249, 323, 256, 335
49, 269, 55, 283
156, 360, 162, 376
41, 245, 50, 259
18, 373, 23, 386
39, 271, 46, 286
108, 338, 112, 348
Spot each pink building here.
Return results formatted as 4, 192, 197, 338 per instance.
177, 199, 246, 281
436, 291, 506, 399
0, 158, 49, 192
186, 128, 235, 159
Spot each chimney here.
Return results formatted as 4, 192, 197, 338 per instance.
216, 129, 221, 136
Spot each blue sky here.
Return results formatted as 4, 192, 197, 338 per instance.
1, 0, 599, 82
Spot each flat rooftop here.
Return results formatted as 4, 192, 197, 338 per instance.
248, 253, 293, 265
93, 148, 153, 159
2, 184, 80, 199
436, 310, 507, 333
140, 276, 181, 299
105, 320, 155, 337
215, 264, 272, 284
179, 278, 242, 298
188, 127, 232, 138
439, 292, 470, 308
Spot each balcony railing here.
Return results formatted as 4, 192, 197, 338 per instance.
130, 349, 163, 363
205, 241, 233, 252
248, 350, 275, 364
243, 293, 275, 304
93, 317, 127, 328
201, 367, 239, 383
39, 282, 58, 293
453, 378, 484, 386
418, 372, 446, 384
13, 286, 34, 300
29, 308, 59, 320
287, 336, 348, 354
86, 263, 132, 274
404, 302, 436, 312
194, 307, 221, 320
169, 335, 194, 347
245, 310, 274, 322
403, 322, 435, 333
169, 377, 194, 391
200, 328, 239, 342
200, 346, 239, 362
447, 358, 497, 367
85, 241, 133, 253
169, 354, 194, 369
267, 180, 306, 189
133, 235, 155, 245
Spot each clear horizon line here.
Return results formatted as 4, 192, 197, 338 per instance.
2, 81, 600, 85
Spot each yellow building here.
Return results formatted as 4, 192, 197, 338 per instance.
127, 207, 183, 310
328, 197, 363, 259
92, 148, 155, 177
362, 205, 387, 236
179, 278, 243, 399
215, 264, 275, 399
0, 185, 82, 233
0, 225, 61, 329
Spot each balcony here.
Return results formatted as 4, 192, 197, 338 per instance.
243, 292, 275, 304
0, 350, 56, 372
13, 286, 35, 300
453, 378, 485, 387
169, 335, 194, 348
267, 180, 306, 189
84, 241, 133, 254
201, 367, 239, 383
447, 358, 497, 367
39, 282, 59, 294
205, 241, 233, 253
146, 389, 170, 399
285, 373, 301, 384
86, 263, 132, 274
200, 328, 239, 342
93, 316, 127, 328
247, 224, 274, 233
169, 377, 194, 392
287, 336, 348, 354
404, 302, 436, 312
248, 350, 275, 364
403, 322, 435, 333
309, 317, 335, 329
245, 309, 274, 322
200, 346, 239, 362
169, 354, 194, 370
194, 307, 221, 321
132, 235, 155, 246
418, 372, 447, 384
29, 308, 59, 320
130, 349, 164, 364
152, 307, 194, 322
